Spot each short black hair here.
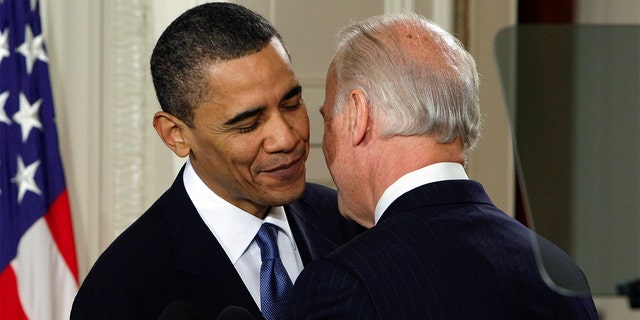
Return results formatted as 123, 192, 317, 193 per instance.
150, 2, 285, 127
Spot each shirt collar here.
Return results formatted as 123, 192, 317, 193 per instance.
183, 158, 296, 264
374, 162, 469, 225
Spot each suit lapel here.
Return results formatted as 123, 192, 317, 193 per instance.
160, 168, 262, 318
286, 198, 340, 265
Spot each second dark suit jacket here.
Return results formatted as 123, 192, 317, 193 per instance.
70, 167, 360, 320
288, 180, 599, 319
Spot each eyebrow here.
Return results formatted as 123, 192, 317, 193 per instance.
223, 85, 302, 126
224, 107, 265, 126
283, 85, 302, 101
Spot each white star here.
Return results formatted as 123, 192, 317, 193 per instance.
12, 155, 42, 204
16, 25, 48, 74
13, 93, 43, 142
0, 91, 10, 125
0, 28, 9, 65
30, 0, 37, 11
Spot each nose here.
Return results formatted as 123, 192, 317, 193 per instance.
263, 112, 298, 153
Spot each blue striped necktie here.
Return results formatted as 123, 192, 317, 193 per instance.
255, 223, 293, 320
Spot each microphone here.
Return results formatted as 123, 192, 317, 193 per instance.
216, 306, 255, 320
158, 301, 202, 320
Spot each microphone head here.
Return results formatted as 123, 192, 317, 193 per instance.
216, 306, 255, 320
158, 301, 202, 320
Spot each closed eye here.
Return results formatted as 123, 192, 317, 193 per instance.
237, 119, 261, 133
280, 85, 303, 111
281, 100, 303, 111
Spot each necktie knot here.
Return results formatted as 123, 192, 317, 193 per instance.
255, 222, 280, 261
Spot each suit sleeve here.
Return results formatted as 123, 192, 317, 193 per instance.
287, 259, 377, 319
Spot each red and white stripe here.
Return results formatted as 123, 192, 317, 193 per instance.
0, 191, 78, 320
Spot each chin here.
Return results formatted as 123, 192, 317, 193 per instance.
265, 179, 306, 206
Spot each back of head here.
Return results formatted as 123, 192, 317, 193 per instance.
332, 13, 481, 155
150, 2, 285, 127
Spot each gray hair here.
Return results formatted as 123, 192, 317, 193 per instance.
332, 13, 481, 153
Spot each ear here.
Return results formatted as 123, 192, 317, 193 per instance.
347, 89, 370, 146
153, 111, 191, 158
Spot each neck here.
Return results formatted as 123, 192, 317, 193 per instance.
367, 135, 464, 208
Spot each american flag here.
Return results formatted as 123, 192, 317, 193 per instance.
0, 0, 79, 319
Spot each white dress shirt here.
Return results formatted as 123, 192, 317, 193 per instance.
182, 159, 304, 309
374, 162, 469, 225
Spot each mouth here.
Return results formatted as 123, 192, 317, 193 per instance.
259, 154, 305, 180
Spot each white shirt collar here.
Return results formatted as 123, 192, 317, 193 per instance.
182, 158, 296, 264
374, 162, 469, 224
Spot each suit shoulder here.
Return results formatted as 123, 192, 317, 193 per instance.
81, 208, 172, 278
79, 184, 192, 285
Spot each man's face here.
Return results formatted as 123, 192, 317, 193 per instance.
184, 39, 309, 217
320, 64, 356, 219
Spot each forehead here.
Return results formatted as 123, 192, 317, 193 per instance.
201, 40, 298, 112
326, 61, 338, 86
321, 62, 338, 113
208, 39, 292, 85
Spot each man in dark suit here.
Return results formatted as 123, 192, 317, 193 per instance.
287, 13, 599, 319
70, 3, 359, 319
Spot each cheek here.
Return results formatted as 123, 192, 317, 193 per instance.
286, 108, 310, 140
221, 139, 261, 174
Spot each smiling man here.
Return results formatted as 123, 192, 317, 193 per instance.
164, 38, 309, 218
70, 3, 360, 320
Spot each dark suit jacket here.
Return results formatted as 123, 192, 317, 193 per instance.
70, 168, 360, 320
288, 180, 599, 319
